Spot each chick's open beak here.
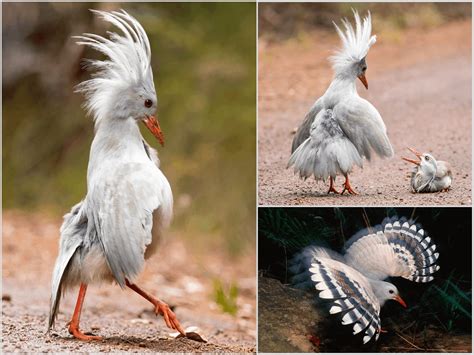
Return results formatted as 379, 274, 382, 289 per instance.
143, 115, 164, 147
358, 74, 368, 90
401, 147, 422, 165
393, 295, 407, 308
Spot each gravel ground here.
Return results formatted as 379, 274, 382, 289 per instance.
2, 211, 256, 353
258, 20, 471, 206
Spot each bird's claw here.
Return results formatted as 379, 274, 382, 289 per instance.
327, 177, 340, 194
154, 301, 186, 336
68, 323, 102, 341
327, 186, 340, 194
341, 183, 358, 195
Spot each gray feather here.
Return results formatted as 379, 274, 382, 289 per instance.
291, 98, 323, 153
333, 97, 393, 160
288, 109, 363, 180
87, 161, 171, 287
48, 201, 85, 330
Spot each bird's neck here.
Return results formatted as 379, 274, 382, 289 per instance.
326, 74, 357, 96
88, 116, 147, 170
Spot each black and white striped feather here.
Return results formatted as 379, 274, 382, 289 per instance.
309, 257, 382, 344
302, 217, 439, 344
344, 217, 440, 282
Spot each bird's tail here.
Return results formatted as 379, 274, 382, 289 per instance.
289, 245, 345, 289
48, 202, 85, 330
287, 136, 320, 179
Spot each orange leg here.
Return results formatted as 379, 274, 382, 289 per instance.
327, 177, 340, 194
68, 283, 102, 341
125, 279, 185, 335
341, 175, 358, 195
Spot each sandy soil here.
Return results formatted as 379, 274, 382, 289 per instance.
258, 20, 472, 206
2, 211, 256, 353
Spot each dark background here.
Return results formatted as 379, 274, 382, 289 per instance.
259, 207, 472, 335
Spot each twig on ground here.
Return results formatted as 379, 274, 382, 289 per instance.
394, 330, 424, 351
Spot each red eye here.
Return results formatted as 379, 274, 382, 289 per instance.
144, 99, 153, 108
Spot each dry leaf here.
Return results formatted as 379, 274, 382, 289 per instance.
169, 326, 208, 343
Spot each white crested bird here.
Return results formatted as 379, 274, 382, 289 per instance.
402, 147, 453, 193
290, 218, 440, 344
48, 9, 186, 340
288, 11, 393, 195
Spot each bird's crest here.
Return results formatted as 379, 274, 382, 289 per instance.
330, 10, 376, 73
74, 9, 154, 123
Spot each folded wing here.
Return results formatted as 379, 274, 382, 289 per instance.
87, 162, 171, 287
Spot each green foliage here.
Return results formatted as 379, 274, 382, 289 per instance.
258, 208, 338, 254
418, 273, 472, 332
213, 279, 239, 316
3, 3, 256, 256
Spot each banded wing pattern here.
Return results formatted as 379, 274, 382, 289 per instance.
344, 218, 440, 281
309, 258, 382, 344
383, 219, 440, 282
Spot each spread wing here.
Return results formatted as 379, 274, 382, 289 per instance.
291, 98, 323, 153
309, 257, 382, 344
87, 161, 172, 287
333, 96, 393, 160
344, 218, 440, 282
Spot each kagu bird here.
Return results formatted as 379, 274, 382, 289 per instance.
48, 10, 185, 340
291, 218, 440, 344
402, 147, 452, 193
288, 11, 393, 195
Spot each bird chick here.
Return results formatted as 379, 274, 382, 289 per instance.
402, 147, 452, 193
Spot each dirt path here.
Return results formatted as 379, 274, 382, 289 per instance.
258, 20, 471, 206
2, 211, 256, 353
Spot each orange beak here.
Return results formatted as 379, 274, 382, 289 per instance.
143, 115, 164, 147
393, 295, 407, 308
358, 74, 368, 90
401, 147, 422, 165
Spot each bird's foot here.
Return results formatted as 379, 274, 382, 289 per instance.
377, 327, 388, 334
341, 181, 358, 195
68, 322, 102, 341
153, 300, 186, 335
327, 185, 341, 194
327, 177, 340, 194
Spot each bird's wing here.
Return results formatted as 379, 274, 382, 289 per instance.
288, 109, 363, 179
309, 257, 382, 344
333, 96, 393, 160
291, 98, 323, 153
87, 161, 172, 287
290, 245, 346, 289
344, 218, 440, 282
49, 201, 86, 329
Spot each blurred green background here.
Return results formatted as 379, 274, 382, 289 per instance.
259, 2, 471, 41
2, 2, 256, 256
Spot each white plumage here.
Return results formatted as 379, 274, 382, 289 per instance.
291, 217, 440, 344
402, 147, 453, 193
288, 10, 393, 195
48, 9, 184, 340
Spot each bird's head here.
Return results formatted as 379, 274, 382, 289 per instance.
74, 9, 164, 146
330, 10, 376, 90
402, 147, 438, 177
374, 281, 407, 308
